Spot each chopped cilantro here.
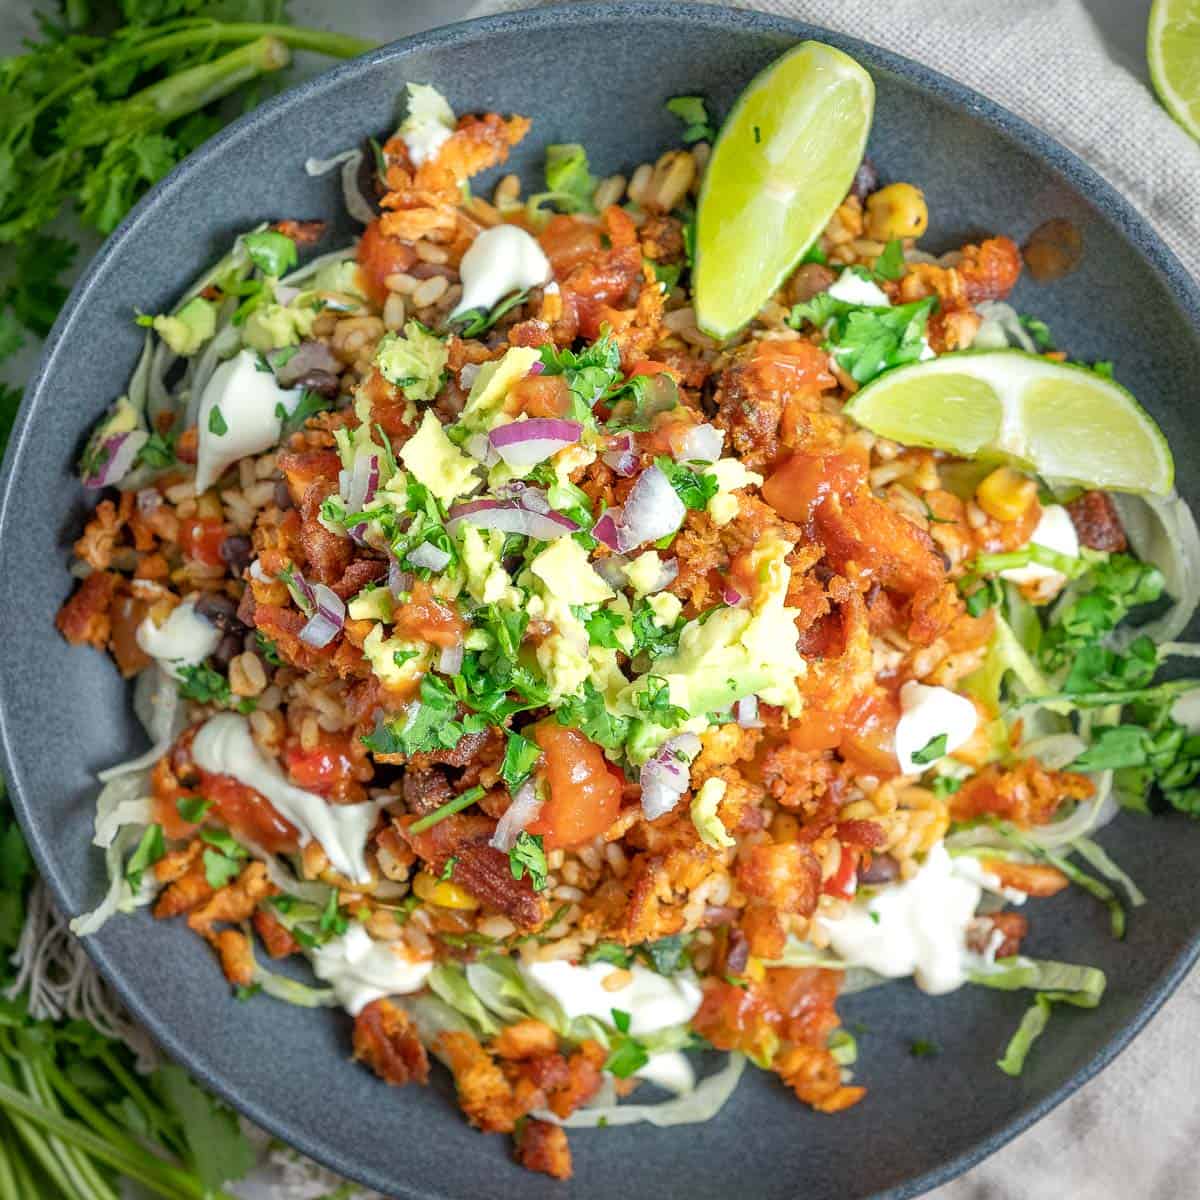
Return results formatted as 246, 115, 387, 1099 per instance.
362, 674, 488, 758
1019, 314, 1056, 351
509, 831, 548, 891
911, 733, 948, 765
242, 230, 298, 277
583, 606, 626, 649
136, 430, 176, 469
655, 455, 719, 510
652, 260, 682, 290
277, 388, 333, 437
124, 824, 164, 891
637, 934, 691, 975
319, 888, 348, 937
408, 786, 485, 835
176, 663, 232, 707
440, 856, 459, 882
537, 142, 596, 214
910, 1039, 940, 1058
500, 730, 542, 790
255, 632, 282, 666
451, 288, 529, 338
604, 1031, 650, 1079
175, 796, 212, 824
629, 598, 684, 659
207, 404, 228, 436
586, 942, 632, 968
931, 775, 964, 798
201, 848, 242, 890
873, 239, 906, 281
634, 675, 688, 726
611, 1008, 631, 1034
538, 334, 622, 424
665, 95, 716, 145
235, 984, 262, 1002
555, 679, 632, 751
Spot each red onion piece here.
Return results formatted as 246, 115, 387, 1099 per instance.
275, 339, 341, 388
341, 453, 380, 514
490, 780, 543, 852
615, 465, 685, 552
408, 542, 451, 572
722, 584, 743, 606
447, 499, 578, 540
283, 564, 318, 615
136, 488, 162, 517
527, 360, 545, 376
592, 511, 621, 551
593, 552, 628, 588
639, 732, 701, 820
488, 418, 582, 469
347, 522, 370, 547
83, 431, 149, 490
437, 641, 465, 675
298, 583, 345, 648
464, 432, 500, 467
387, 553, 413, 599
601, 432, 639, 478
735, 695, 763, 728
677, 423, 724, 464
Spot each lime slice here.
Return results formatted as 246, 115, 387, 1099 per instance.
1149, 0, 1200, 140
693, 42, 874, 340
842, 350, 1174, 495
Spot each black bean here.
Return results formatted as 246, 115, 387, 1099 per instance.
851, 157, 878, 200
218, 534, 253, 575
291, 368, 340, 399
858, 852, 899, 885
194, 591, 240, 632
274, 481, 294, 510
210, 631, 243, 672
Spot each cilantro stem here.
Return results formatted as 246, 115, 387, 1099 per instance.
408, 786, 486, 834
0, 1077, 223, 1200
0, 1053, 75, 1199
0, 1122, 19, 1200
971, 545, 1089, 580
96, 1047, 187, 1159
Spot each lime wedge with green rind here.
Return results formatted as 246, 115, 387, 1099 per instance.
693, 41, 874, 340
1149, 0, 1200, 141
842, 349, 1174, 495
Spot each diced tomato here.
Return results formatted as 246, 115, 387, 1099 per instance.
839, 691, 900, 775
761, 449, 868, 525
179, 517, 227, 567
391, 579, 465, 649
508, 374, 570, 419
526, 722, 622, 849
200, 772, 300, 854
284, 733, 358, 796
788, 711, 844, 754
626, 359, 673, 378
356, 219, 418, 304
538, 215, 603, 277
822, 846, 859, 899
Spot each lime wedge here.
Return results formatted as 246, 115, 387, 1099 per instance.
693, 41, 874, 340
842, 350, 1174, 495
1149, 0, 1200, 141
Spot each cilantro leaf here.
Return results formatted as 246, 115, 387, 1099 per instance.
637, 934, 691, 975
500, 730, 542, 790
655, 455, 718, 510
585, 942, 632, 968
451, 288, 529, 338
242, 230, 298, 277
604, 1031, 650, 1078
911, 733, 948, 765
509, 831, 548, 891
584, 606, 626, 649
539, 334, 622, 423
208, 404, 228, 435
125, 824, 165, 891
362, 673, 486, 757
136, 430, 177, 469
629, 598, 684, 659
176, 663, 232, 707
277, 387, 333, 436
175, 796, 212, 824
665, 95, 716, 144
555, 679, 632, 751
873, 239, 906, 281
154, 1064, 254, 1193
531, 142, 596, 214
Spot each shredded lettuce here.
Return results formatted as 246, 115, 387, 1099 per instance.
995, 994, 1055, 1076
428, 961, 502, 1037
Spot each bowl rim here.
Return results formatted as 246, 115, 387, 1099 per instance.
3, 4, 1200, 1198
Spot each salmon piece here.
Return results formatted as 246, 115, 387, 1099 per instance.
514, 1119, 572, 1180
56, 571, 119, 648
354, 998, 430, 1086
737, 843, 822, 916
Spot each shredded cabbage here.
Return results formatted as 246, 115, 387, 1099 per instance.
244, 934, 339, 1008
69, 824, 145, 937
534, 1053, 746, 1129
304, 149, 375, 225
98, 666, 183, 782
428, 962, 502, 1037
972, 301, 1038, 353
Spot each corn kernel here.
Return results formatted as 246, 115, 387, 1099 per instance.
864, 182, 928, 241
412, 870, 479, 910
744, 956, 766, 983
975, 466, 1038, 523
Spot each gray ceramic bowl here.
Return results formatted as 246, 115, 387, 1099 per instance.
3, 4, 1200, 1198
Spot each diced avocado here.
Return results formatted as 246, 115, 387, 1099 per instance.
242, 302, 315, 353
152, 297, 216, 356
459, 346, 540, 432
529, 537, 613, 605
691, 777, 735, 849
459, 525, 522, 607
705, 457, 764, 527
374, 320, 448, 403
624, 551, 668, 597
362, 624, 430, 690
311, 259, 366, 300
400, 410, 480, 505
526, 593, 592, 703
646, 591, 683, 627
348, 585, 394, 622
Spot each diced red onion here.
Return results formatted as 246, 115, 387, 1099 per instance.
136, 488, 162, 517
464, 432, 499, 467
677, 423, 724, 464
341, 453, 379, 513
614, 465, 685, 552
249, 559, 273, 583
722, 584, 743, 606
527, 360, 545, 376
593, 552, 628, 588
489, 418, 582, 469
459, 363, 482, 391
284, 564, 318, 615
409, 541, 451, 572
639, 732, 701, 821
447, 499, 578, 540
735, 696, 763, 729
347, 522, 370, 547
490, 780, 543, 852
601, 432, 639, 477
592, 511, 622, 551
437, 641, 465, 675
83, 431, 149, 490
298, 582, 345, 648
275, 339, 341, 388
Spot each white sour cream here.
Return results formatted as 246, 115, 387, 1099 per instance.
311, 923, 432, 1015
195, 350, 301, 493
135, 596, 219, 677
999, 503, 1079, 589
636, 1050, 695, 1095
450, 225, 551, 319
820, 843, 982, 994
826, 270, 891, 307
523, 960, 702, 1038
192, 714, 383, 883
397, 83, 456, 167
894, 680, 978, 775
953, 854, 1027, 905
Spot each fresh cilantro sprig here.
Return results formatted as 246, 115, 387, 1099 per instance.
500, 730, 542, 790
450, 289, 529, 338
665, 95, 717, 144
539, 334, 622, 424
656, 455, 718, 510
508, 831, 548, 891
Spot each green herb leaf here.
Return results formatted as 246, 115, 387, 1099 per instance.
665, 95, 716, 144
611, 1008, 632, 1034
911, 733, 948, 766
124, 824, 164, 890
176, 663, 232, 707
175, 796, 212, 824
243, 230, 298, 277
154, 1064, 254, 1192
500, 731, 542, 790
873, 239, 906, 281
509, 831, 548, 892
655, 455, 719, 510
909, 1038, 940, 1058
585, 942, 632, 968
207, 404, 228, 435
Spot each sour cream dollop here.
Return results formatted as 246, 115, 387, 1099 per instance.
819, 843, 982, 994
135, 596, 219, 677
192, 713, 383, 883
312, 923, 432, 1014
450, 225, 551, 319
894, 681, 978, 775
194, 350, 301, 493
